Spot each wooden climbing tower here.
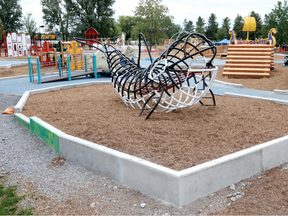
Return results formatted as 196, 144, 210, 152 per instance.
223, 44, 274, 77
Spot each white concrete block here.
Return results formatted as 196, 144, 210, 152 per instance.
14, 91, 30, 113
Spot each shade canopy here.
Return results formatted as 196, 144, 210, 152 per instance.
215, 38, 230, 45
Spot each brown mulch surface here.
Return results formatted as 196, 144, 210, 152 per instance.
21, 81, 288, 171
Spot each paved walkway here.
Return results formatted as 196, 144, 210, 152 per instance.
0, 57, 288, 104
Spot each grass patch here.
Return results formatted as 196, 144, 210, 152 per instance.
0, 176, 34, 215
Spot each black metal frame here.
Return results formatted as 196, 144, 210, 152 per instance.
74, 32, 217, 119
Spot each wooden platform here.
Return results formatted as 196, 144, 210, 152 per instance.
32, 69, 103, 84
223, 44, 274, 78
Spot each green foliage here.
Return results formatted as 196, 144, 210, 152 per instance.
118, 16, 137, 40
0, 0, 22, 32
41, 0, 75, 41
233, 14, 245, 39
0, 19, 3, 40
262, 12, 277, 38
268, 0, 288, 44
250, 11, 263, 40
205, 13, 218, 41
133, 0, 174, 49
216, 27, 227, 41
70, 0, 116, 38
221, 17, 230, 39
166, 23, 182, 39
21, 12, 38, 36
0, 177, 34, 215
196, 16, 205, 35
183, 19, 194, 32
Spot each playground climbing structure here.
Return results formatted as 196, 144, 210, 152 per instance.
74, 32, 218, 119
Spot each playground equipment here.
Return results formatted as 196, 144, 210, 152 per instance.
84, 27, 99, 49
225, 26, 277, 78
0, 32, 31, 57
28, 52, 100, 84
284, 56, 288, 67
242, 15, 256, 42
229, 28, 278, 46
74, 32, 218, 119
90, 45, 138, 72
223, 43, 274, 77
39, 41, 56, 67
66, 41, 84, 70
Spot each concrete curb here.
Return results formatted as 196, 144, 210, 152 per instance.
195, 75, 244, 88
274, 89, 288, 95
13, 81, 288, 207
223, 92, 288, 105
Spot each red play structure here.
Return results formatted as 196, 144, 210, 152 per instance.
0, 32, 8, 57
84, 27, 99, 49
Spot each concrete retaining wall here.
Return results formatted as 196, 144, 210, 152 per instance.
13, 81, 288, 207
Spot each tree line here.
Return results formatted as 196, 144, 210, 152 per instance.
0, 0, 287, 46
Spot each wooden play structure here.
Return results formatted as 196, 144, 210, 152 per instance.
223, 43, 274, 77
223, 15, 277, 78
39, 41, 56, 67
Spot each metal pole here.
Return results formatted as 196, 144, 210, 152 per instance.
93, 53, 97, 78
28, 56, 32, 82
37, 57, 41, 84
58, 55, 62, 77
67, 56, 71, 81
84, 54, 87, 72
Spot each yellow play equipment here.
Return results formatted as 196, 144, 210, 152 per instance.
66, 41, 83, 70
242, 15, 257, 41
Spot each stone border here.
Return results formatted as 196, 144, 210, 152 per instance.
223, 92, 288, 105
14, 81, 288, 207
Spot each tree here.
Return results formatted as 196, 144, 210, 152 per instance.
216, 27, 227, 41
261, 12, 277, 38
21, 12, 38, 36
0, 0, 22, 32
166, 23, 182, 39
205, 13, 218, 41
250, 11, 263, 40
0, 19, 3, 40
118, 16, 137, 41
233, 14, 244, 39
41, 0, 75, 41
183, 19, 194, 32
221, 17, 231, 39
270, 0, 288, 45
71, 0, 116, 38
196, 16, 205, 35
133, 0, 174, 49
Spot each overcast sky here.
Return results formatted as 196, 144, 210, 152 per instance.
20, 0, 283, 30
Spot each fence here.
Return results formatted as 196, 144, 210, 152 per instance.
28, 54, 99, 84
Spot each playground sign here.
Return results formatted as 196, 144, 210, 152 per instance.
34, 33, 57, 40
